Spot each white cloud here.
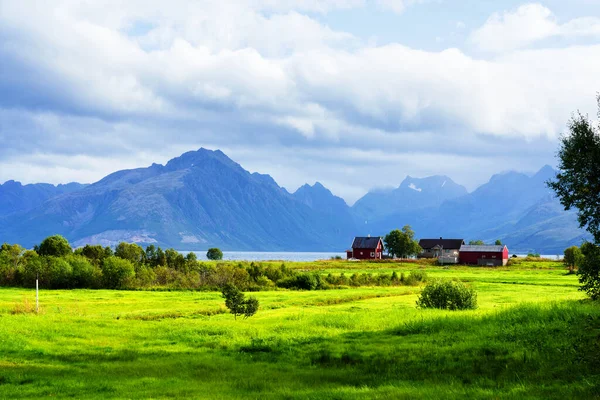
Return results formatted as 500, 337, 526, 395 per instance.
0, 1, 599, 201
471, 3, 600, 52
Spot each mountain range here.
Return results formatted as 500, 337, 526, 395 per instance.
0, 148, 590, 254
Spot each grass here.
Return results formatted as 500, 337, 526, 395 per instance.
0, 260, 598, 398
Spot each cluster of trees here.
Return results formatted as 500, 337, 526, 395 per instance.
0, 235, 427, 291
468, 240, 502, 246
384, 226, 421, 258
548, 95, 600, 299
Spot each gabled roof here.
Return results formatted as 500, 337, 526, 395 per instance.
460, 245, 506, 253
418, 238, 464, 250
352, 236, 383, 249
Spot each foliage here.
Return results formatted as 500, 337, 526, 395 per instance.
564, 246, 584, 274
115, 243, 146, 266
75, 244, 113, 266
578, 242, 600, 300
468, 240, 485, 245
221, 284, 259, 319
495, 240, 502, 245
101, 257, 135, 289
384, 225, 421, 258
35, 235, 72, 257
416, 280, 477, 310
548, 96, 600, 244
206, 248, 223, 260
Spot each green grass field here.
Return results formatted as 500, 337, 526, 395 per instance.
0, 260, 598, 399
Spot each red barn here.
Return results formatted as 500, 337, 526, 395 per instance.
346, 237, 384, 260
459, 245, 509, 266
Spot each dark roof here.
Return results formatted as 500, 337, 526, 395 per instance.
352, 237, 383, 249
460, 245, 506, 253
418, 238, 464, 250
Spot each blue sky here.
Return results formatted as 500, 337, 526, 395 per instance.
1, 1, 599, 203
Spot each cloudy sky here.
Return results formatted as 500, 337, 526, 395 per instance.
1, 0, 599, 204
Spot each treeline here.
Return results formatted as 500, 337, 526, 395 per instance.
0, 235, 427, 291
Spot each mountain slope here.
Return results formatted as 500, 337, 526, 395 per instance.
352, 175, 468, 221
0, 149, 354, 251
0, 180, 86, 217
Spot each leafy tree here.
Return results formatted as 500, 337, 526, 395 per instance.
67, 255, 101, 288
101, 256, 135, 289
548, 96, 600, 243
165, 248, 186, 271
469, 240, 485, 245
115, 242, 146, 266
579, 242, 600, 300
207, 248, 224, 260
384, 225, 421, 258
221, 284, 259, 319
36, 235, 72, 257
495, 240, 502, 245
564, 246, 584, 274
78, 244, 112, 266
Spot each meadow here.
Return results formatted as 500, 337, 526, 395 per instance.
0, 259, 598, 399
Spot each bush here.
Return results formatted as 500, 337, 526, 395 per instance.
67, 255, 101, 288
206, 248, 223, 260
102, 257, 135, 289
579, 242, 600, 300
416, 280, 477, 310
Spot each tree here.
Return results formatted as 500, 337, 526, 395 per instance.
207, 248, 223, 260
101, 256, 135, 289
36, 235, 72, 257
221, 284, 259, 319
548, 95, 600, 298
469, 240, 485, 245
384, 225, 421, 258
564, 245, 584, 274
579, 242, 600, 300
78, 244, 112, 266
548, 96, 600, 244
115, 242, 146, 266
495, 240, 502, 246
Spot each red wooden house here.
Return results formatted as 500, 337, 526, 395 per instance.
459, 245, 509, 266
346, 236, 384, 260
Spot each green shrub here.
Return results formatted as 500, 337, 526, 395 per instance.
278, 273, 322, 290
102, 257, 135, 289
416, 280, 477, 310
67, 255, 101, 288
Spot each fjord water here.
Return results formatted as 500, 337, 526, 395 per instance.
190, 251, 561, 261
192, 251, 346, 261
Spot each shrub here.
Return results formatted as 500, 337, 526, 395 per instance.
43, 256, 73, 289
206, 248, 223, 260
102, 257, 135, 289
416, 280, 477, 310
579, 242, 600, 300
67, 255, 101, 288
278, 273, 317, 290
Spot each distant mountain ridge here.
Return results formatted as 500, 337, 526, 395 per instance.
0, 150, 590, 254
0, 180, 86, 217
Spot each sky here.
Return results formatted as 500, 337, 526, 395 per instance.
1, 0, 600, 204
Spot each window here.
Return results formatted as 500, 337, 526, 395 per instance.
360, 251, 363, 255
370, 252, 375, 257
